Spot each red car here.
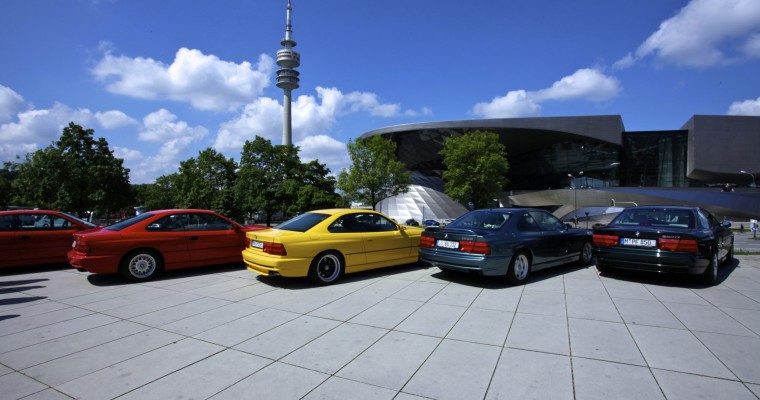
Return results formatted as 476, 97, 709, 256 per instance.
68, 209, 265, 281
0, 210, 97, 269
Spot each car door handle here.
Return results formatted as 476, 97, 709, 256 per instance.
188, 236, 199, 240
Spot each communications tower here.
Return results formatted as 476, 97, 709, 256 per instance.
276, 0, 300, 146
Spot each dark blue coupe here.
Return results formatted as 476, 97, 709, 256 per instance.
592, 205, 734, 285
419, 208, 593, 284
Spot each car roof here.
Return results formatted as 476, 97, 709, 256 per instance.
307, 209, 386, 216
0, 210, 67, 215
622, 205, 698, 211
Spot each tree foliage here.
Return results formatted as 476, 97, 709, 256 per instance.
337, 136, 410, 210
235, 137, 344, 226
440, 130, 510, 209
10, 122, 132, 216
174, 148, 239, 218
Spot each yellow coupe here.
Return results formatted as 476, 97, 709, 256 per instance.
242, 209, 425, 284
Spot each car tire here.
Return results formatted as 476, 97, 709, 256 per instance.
505, 251, 531, 285
722, 243, 734, 266
579, 241, 593, 265
120, 250, 162, 281
308, 251, 344, 285
701, 251, 719, 285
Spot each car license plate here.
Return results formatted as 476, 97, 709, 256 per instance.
620, 238, 656, 247
250, 240, 264, 249
436, 239, 459, 249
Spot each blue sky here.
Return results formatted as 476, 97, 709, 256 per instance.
1, 0, 759, 184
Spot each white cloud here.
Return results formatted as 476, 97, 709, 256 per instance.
296, 134, 350, 173
615, 0, 760, 68
741, 33, 760, 58
93, 48, 274, 112
472, 69, 621, 118
95, 110, 138, 129
0, 84, 25, 123
728, 96, 760, 115
121, 109, 209, 184
214, 87, 427, 152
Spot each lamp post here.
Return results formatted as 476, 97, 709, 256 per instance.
568, 171, 583, 226
740, 170, 756, 188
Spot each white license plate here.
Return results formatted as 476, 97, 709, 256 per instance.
620, 238, 656, 247
436, 239, 459, 249
250, 240, 264, 249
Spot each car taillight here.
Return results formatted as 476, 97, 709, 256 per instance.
76, 240, 92, 254
263, 242, 287, 256
420, 236, 435, 248
459, 240, 490, 254
593, 234, 618, 247
658, 238, 698, 252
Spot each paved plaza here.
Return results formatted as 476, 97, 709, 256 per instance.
2, 235, 760, 399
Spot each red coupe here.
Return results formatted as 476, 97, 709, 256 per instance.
1, 210, 97, 269
68, 209, 265, 281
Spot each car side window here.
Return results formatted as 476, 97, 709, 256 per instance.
328, 214, 361, 233
147, 215, 186, 232
12, 214, 68, 231
698, 210, 720, 229
0, 215, 14, 231
530, 211, 564, 231
185, 214, 232, 231
517, 213, 540, 231
357, 213, 398, 232
696, 211, 711, 229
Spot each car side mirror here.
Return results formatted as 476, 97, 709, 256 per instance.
722, 220, 732, 228
564, 223, 573, 230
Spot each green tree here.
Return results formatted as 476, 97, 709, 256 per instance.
11, 122, 132, 217
174, 148, 239, 219
0, 161, 20, 209
236, 137, 302, 226
293, 160, 346, 213
132, 174, 181, 212
337, 135, 410, 210
440, 130, 510, 209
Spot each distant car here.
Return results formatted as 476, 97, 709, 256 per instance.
0, 210, 97, 269
68, 209, 265, 281
419, 208, 593, 284
423, 219, 440, 227
405, 218, 420, 226
592, 205, 734, 285
242, 209, 425, 285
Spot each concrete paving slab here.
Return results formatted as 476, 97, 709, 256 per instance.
336, 331, 440, 391
506, 312, 569, 355
485, 348, 573, 400
572, 357, 665, 400
1, 255, 760, 399
403, 339, 501, 400
568, 318, 646, 365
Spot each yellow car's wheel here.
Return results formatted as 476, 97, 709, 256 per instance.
309, 251, 344, 285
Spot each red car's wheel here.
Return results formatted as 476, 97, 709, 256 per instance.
120, 250, 163, 281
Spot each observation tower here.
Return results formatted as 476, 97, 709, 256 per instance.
276, 0, 300, 146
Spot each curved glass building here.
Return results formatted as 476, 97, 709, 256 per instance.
361, 115, 760, 222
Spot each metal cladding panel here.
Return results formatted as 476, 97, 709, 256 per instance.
376, 184, 468, 223
682, 115, 760, 181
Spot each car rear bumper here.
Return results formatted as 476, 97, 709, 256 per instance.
67, 249, 119, 274
419, 249, 510, 276
593, 248, 709, 275
241, 249, 310, 277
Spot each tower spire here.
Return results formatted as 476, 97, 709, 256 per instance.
276, 0, 300, 146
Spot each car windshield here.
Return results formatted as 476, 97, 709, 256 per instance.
276, 212, 330, 232
60, 212, 98, 228
611, 209, 694, 229
447, 210, 510, 231
104, 213, 154, 231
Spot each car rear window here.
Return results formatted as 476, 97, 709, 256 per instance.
448, 211, 510, 231
105, 213, 154, 231
611, 209, 693, 229
276, 212, 330, 232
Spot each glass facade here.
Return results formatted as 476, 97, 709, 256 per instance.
507, 141, 620, 190
620, 130, 689, 187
